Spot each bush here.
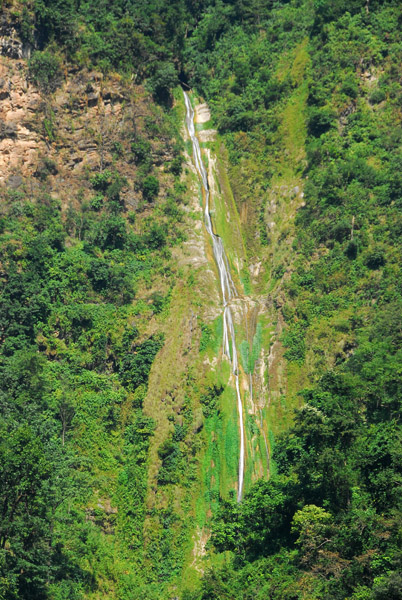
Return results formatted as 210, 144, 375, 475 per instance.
88, 259, 110, 291
34, 158, 58, 181
119, 335, 164, 390
28, 51, 62, 92
90, 170, 126, 210
345, 239, 358, 259
200, 384, 224, 418
365, 249, 386, 270
93, 215, 127, 250
144, 223, 166, 250
131, 138, 151, 164
308, 107, 336, 137
106, 175, 127, 203
157, 438, 180, 485
282, 324, 306, 363
340, 76, 358, 99
370, 88, 386, 105
142, 175, 159, 201
331, 219, 351, 243
90, 195, 104, 211
149, 291, 166, 314
90, 170, 113, 192
169, 156, 184, 176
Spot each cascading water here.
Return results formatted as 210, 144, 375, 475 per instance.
184, 91, 245, 502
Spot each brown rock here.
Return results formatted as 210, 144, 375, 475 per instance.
7, 174, 22, 188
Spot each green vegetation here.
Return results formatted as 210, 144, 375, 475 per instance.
0, 188, 176, 598
142, 175, 160, 201
1, 0, 402, 598
179, 1, 402, 599
28, 49, 62, 92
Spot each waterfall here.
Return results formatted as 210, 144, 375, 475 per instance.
184, 91, 245, 502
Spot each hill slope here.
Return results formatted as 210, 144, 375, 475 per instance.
0, 1, 401, 599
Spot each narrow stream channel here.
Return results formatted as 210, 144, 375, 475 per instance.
183, 91, 245, 502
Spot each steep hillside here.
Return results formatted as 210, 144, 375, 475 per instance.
0, 1, 401, 600
184, 2, 402, 599
0, 7, 190, 598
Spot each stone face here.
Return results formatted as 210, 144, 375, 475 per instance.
195, 103, 211, 124
87, 92, 99, 107
0, 23, 23, 59
0, 58, 44, 183
0, 120, 17, 139
198, 129, 216, 142
7, 174, 23, 189
0, 43, 168, 211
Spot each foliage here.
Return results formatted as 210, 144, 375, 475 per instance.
119, 335, 164, 391
146, 62, 178, 104
3, 0, 402, 598
181, 1, 402, 599
28, 50, 62, 92
0, 177, 173, 596
142, 175, 160, 201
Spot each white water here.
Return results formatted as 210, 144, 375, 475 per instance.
184, 91, 245, 502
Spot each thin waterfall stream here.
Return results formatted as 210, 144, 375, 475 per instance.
184, 91, 245, 502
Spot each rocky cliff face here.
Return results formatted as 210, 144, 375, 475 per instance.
0, 59, 42, 185
0, 31, 176, 215
0, 13, 39, 186
0, 12, 31, 60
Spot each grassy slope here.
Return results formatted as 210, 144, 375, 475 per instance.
222, 38, 311, 469
3, 0, 402, 597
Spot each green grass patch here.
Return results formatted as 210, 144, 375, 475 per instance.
185, 139, 193, 156
218, 384, 239, 499
196, 121, 213, 131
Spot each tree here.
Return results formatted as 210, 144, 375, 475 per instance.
119, 335, 164, 391
147, 62, 178, 104
0, 424, 52, 599
291, 505, 333, 567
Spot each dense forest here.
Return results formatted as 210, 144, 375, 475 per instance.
0, 0, 401, 599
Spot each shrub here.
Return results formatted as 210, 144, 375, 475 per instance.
369, 88, 386, 105
144, 223, 166, 250
340, 76, 358, 99
199, 323, 213, 352
282, 324, 306, 363
90, 170, 126, 210
106, 174, 127, 202
93, 215, 127, 250
34, 157, 58, 181
119, 335, 164, 390
345, 239, 358, 259
331, 219, 351, 243
90, 170, 113, 192
149, 291, 166, 314
131, 138, 151, 164
157, 438, 180, 485
88, 259, 110, 291
200, 384, 224, 418
169, 156, 184, 176
308, 107, 336, 137
142, 175, 159, 201
28, 51, 62, 92
365, 249, 386, 270
90, 195, 104, 211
